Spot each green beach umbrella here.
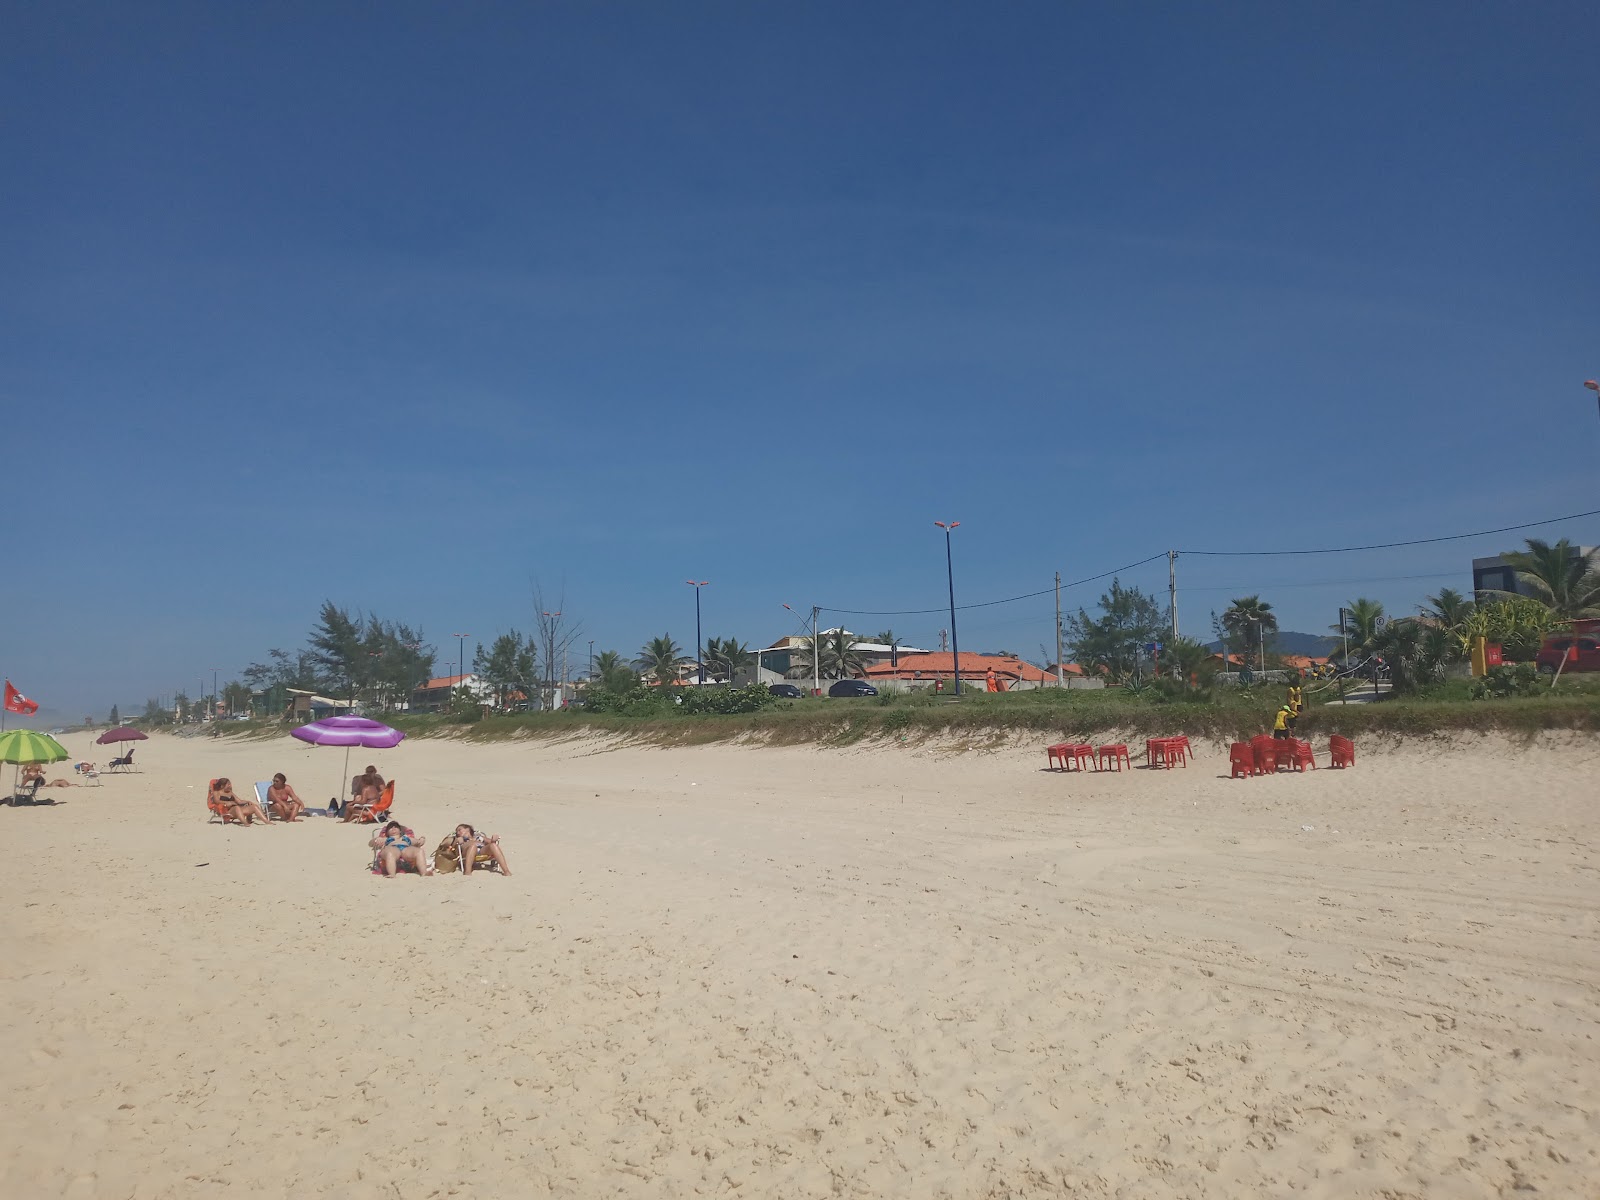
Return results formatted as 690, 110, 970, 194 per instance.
0, 729, 69, 765
0, 730, 70, 802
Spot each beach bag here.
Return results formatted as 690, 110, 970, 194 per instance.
433, 837, 461, 875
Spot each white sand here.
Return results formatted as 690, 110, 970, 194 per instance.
1, 729, 1597, 1198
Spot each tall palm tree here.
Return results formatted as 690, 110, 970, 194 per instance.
1423, 587, 1475, 629
790, 630, 870, 680
702, 637, 753, 681
1333, 597, 1386, 657
1500, 538, 1600, 619
1221, 596, 1278, 664
826, 629, 871, 679
634, 635, 686, 686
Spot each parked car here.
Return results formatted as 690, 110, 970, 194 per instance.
828, 679, 878, 698
767, 683, 804, 699
1535, 635, 1600, 674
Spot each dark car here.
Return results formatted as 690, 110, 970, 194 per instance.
767, 683, 804, 699
1536, 635, 1600, 674
828, 679, 878, 698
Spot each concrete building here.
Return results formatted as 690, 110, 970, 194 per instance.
1473, 546, 1596, 601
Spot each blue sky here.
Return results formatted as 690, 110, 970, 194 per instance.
4, 2, 1597, 720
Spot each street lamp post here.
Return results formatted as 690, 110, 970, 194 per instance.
934, 522, 963, 696
211, 667, 221, 718
588, 639, 595, 682
686, 581, 709, 683
452, 633, 469, 708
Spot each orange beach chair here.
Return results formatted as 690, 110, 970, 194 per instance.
347, 780, 395, 824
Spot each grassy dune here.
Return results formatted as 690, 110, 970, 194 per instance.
216, 678, 1600, 749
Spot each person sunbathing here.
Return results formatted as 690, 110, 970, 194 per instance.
370, 820, 432, 877
453, 824, 512, 877
21, 763, 46, 786
266, 772, 306, 822
211, 777, 270, 826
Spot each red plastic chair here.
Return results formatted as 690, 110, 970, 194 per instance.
1145, 737, 1172, 768
1329, 735, 1355, 768
1229, 743, 1256, 778
1046, 743, 1072, 771
1097, 743, 1130, 772
1251, 735, 1277, 775
1047, 743, 1093, 771
1292, 739, 1316, 772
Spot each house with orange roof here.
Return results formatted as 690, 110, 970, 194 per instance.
864, 652, 1060, 691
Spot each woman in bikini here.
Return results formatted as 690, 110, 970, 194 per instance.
210, 777, 270, 825
369, 820, 432, 877
453, 824, 512, 876
265, 772, 306, 822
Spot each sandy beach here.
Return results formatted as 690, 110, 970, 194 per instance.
1, 729, 1596, 1198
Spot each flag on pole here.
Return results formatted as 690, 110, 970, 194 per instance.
4, 681, 39, 715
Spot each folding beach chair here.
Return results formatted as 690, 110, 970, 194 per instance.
108, 747, 136, 772
347, 780, 395, 824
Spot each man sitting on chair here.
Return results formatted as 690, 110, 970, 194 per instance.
344, 766, 386, 822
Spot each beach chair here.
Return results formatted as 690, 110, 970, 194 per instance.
1229, 743, 1257, 778
7, 777, 44, 805
206, 778, 244, 824
253, 781, 280, 820
1250, 735, 1277, 775
74, 762, 101, 786
1329, 735, 1355, 768
108, 747, 136, 772
347, 780, 395, 824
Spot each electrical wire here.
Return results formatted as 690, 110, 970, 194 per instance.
812, 506, 1596, 622
820, 553, 1167, 617
1178, 508, 1600, 557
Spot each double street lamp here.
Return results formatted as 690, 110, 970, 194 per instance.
686, 581, 709, 683
934, 521, 963, 696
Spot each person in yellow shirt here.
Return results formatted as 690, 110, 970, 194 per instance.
1272, 705, 1293, 740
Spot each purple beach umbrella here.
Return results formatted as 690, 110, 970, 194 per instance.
95, 726, 149, 745
290, 716, 405, 810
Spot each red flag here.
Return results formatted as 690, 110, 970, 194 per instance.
4, 681, 39, 715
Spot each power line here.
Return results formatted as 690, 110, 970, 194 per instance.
821, 553, 1166, 617
1181, 570, 1467, 593
1179, 508, 1600, 557
815, 506, 1596, 621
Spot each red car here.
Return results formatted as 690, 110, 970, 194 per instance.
1535, 635, 1600, 674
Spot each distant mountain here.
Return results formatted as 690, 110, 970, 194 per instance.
1206, 630, 1339, 656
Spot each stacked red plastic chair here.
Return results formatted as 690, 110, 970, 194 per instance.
1250, 734, 1277, 775
1047, 743, 1094, 771
1329, 735, 1355, 768
1229, 743, 1257, 778
1097, 743, 1131, 772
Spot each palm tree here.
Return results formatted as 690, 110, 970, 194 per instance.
706, 637, 754, 682
592, 649, 635, 693
1423, 587, 1474, 629
1221, 596, 1278, 666
634, 635, 686, 686
1500, 538, 1600, 619
789, 630, 870, 680
1333, 597, 1385, 659
825, 629, 871, 679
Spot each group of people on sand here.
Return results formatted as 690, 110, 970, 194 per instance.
370, 821, 512, 879
206, 774, 307, 824
203, 773, 512, 881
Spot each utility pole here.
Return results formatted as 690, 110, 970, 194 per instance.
1168, 550, 1179, 679
1055, 570, 1064, 688
811, 605, 820, 697
939, 629, 948, 652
